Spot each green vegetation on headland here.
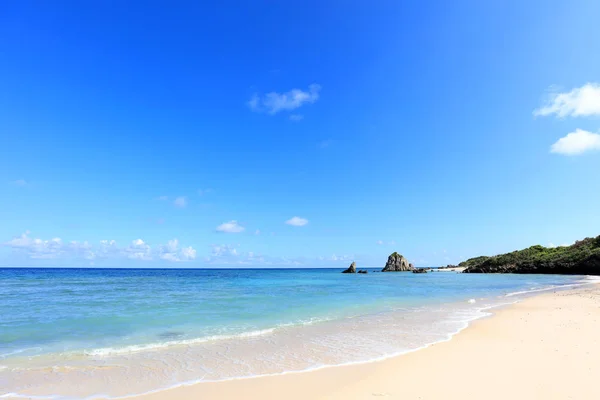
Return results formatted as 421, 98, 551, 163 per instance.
459, 235, 600, 275
458, 256, 490, 269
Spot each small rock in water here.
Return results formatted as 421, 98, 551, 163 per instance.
342, 261, 357, 273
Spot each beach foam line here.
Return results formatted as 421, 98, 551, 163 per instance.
83, 328, 276, 356
3, 300, 520, 400
83, 316, 338, 357
0, 394, 61, 400
504, 279, 596, 297
0, 347, 43, 359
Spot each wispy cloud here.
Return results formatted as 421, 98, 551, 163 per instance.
285, 216, 308, 226
534, 83, 600, 118
216, 220, 245, 233
318, 139, 333, 149
326, 254, 354, 262
173, 196, 187, 208
157, 195, 169, 201
248, 84, 321, 115
12, 179, 28, 187
3, 232, 196, 262
550, 129, 600, 155
210, 244, 239, 257
204, 244, 356, 267
205, 244, 268, 265
197, 188, 213, 196
289, 114, 304, 122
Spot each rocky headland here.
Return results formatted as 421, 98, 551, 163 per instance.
459, 235, 600, 275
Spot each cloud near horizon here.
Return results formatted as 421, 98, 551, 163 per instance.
550, 129, 600, 155
534, 83, 600, 118
206, 244, 357, 267
248, 84, 321, 115
3, 232, 197, 262
2, 232, 373, 267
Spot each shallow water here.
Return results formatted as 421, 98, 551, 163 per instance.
0, 268, 587, 398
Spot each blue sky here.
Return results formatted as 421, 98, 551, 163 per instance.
1, 0, 600, 268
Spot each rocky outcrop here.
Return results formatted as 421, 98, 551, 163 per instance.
463, 236, 600, 275
358, 270, 368, 274
412, 268, 428, 273
382, 252, 414, 272
342, 261, 357, 274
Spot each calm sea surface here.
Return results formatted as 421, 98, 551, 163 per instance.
0, 268, 587, 398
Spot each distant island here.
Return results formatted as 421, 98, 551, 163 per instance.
452, 235, 600, 275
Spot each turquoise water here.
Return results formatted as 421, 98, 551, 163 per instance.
0, 268, 587, 398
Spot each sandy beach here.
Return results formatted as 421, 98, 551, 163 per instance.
134, 283, 600, 400
434, 266, 467, 272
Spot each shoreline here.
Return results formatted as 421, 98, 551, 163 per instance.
128, 281, 600, 400
2, 279, 598, 400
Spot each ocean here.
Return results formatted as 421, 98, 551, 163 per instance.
0, 267, 589, 399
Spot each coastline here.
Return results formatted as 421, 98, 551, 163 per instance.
129, 282, 600, 400
2, 278, 598, 400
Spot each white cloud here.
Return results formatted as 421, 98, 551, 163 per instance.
210, 244, 239, 257
376, 240, 384, 245
550, 129, 600, 155
3, 232, 196, 262
327, 254, 353, 262
159, 239, 197, 262
3, 231, 93, 259
285, 216, 308, 226
248, 84, 321, 115
124, 239, 153, 260
180, 246, 197, 260
289, 114, 304, 121
534, 83, 600, 117
203, 243, 359, 267
13, 179, 28, 187
98, 239, 119, 258
216, 220, 245, 233
173, 196, 187, 208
